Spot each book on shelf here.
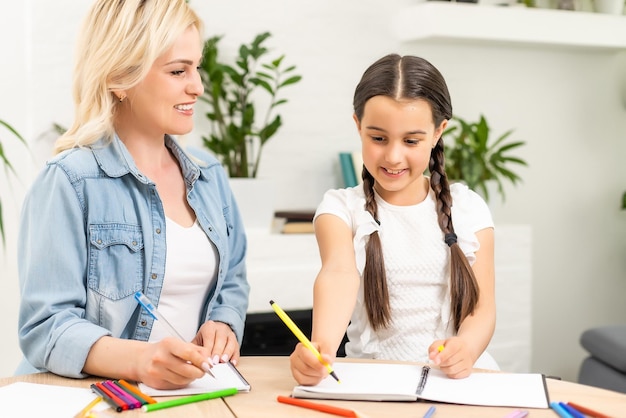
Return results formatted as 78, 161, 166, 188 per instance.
273, 209, 316, 234
339, 152, 364, 188
292, 361, 550, 409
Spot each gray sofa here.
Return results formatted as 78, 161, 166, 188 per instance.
578, 324, 626, 394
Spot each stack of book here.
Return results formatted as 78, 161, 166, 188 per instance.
273, 210, 315, 234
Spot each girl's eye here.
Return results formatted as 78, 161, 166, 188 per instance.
371, 136, 385, 142
171, 70, 185, 76
405, 138, 420, 145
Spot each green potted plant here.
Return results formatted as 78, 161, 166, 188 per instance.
0, 119, 27, 244
443, 114, 527, 203
199, 31, 302, 178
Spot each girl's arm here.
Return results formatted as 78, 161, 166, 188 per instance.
290, 213, 360, 385
431, 227, 496, 378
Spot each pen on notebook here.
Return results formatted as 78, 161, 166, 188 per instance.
566, 401, 612, 418
135, 291, 215, 378
142, 387, 238, 412
277, 395, 358, 417
270, 300, 341, 383
422, 405, 436, 418
73, 395, 102, 418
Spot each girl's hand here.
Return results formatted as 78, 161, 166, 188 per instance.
193, 320, 240, 366
428, 337, 474, 379
289, 342, 334, 386
136, 337, 210, 389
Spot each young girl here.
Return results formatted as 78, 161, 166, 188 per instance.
290, 54, 497, 386
16, 0, 249, 390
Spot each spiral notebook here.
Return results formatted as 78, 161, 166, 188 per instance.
292, 362, 550, 409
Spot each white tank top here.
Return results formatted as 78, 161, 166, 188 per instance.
148, 217, 218, 342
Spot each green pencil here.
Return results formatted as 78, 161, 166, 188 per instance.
142, 387, 238, 412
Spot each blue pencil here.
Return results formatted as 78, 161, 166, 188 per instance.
423, 405, 436, 418
560, 402, 585, 418
550, 401, 574, 418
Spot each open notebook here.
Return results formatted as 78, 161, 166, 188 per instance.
293, 362, 550, 409
139, 362, 250, 396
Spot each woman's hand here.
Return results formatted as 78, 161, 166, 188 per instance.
289, 342, 334, 386
193, 320, 240, 366
428, 337, 475, 379
135, 337, 211, 389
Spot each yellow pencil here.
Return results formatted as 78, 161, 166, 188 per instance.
73, 395, 102, 418
270, 300, 341, 383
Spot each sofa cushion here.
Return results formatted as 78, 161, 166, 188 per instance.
580, 325, 626, 373
579, 356, 626, 394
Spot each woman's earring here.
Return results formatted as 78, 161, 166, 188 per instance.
119, 95, 126, 102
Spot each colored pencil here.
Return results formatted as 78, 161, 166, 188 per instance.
109, 380, 147, 406
560, 402, 585, 418
567, 401, 612, 418
142, 387, 237, 412
423, 405, 436, 418
117, 379, 157, 404
90, 383, 124, 412
270, 300, 340, 383
277, 395, 358, 417
102, 380, 141, 409
550, 401, 574, 418
73, 395, 102, 418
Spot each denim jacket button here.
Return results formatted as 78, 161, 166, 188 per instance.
151, 273, 157, 279
156, 228, 161, 234
140, 320, 147, 326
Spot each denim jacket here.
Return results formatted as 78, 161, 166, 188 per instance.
16, 135, 249, 378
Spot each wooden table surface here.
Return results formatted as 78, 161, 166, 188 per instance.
2, 356, 625, 417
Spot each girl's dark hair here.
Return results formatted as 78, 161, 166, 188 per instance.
353, 54, 479, 332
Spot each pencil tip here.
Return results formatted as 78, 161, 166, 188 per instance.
269, 300, 274, 304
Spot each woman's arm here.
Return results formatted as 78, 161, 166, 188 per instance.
84, 336, 210, 389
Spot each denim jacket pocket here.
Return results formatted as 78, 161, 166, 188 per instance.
88, 223, 144, 300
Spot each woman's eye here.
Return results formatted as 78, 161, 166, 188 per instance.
171, 70, 185, 76
371, 136, 385, 142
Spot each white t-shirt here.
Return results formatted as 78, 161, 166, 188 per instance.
148, 218, 219, 343
314, 182, 495, 366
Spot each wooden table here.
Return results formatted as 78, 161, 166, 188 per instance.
2, 356, 625, 417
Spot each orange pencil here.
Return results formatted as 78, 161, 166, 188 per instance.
117, 379, 158, 404
567, 402, 612, 418
277, 395, 358, 417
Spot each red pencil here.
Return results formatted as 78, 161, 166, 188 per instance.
277, 395, 358, 417
567, 401, 612, 418
94, 381, 129, 411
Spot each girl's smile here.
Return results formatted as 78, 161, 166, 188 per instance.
355, 95, 446, 206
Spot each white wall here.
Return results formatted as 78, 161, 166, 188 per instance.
1, 0, 625, 382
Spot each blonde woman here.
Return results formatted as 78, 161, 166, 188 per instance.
17, 0, 249, 390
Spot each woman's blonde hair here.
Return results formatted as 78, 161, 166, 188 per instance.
55, 0, 203, 154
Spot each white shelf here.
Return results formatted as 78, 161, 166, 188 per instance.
393, 2, 626, 51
